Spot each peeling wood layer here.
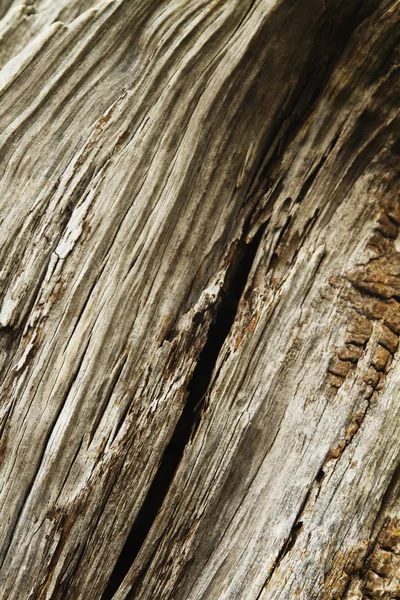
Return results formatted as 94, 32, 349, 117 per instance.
0, 0, 399, 599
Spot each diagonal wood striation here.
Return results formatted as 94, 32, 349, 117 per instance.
0, 0, 398, 599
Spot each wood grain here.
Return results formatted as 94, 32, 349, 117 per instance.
0, 1, 399, 598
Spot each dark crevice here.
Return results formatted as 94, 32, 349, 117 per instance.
101, 223, 266, 600
101, 6, 381, 597
315, 466, 325, 483
255, 495, 311, 600
87, 353, 129, 446
274, 214, 292, 249
369, 457, 400, 542
248, 0, 375, 234
294, 153, 329, 206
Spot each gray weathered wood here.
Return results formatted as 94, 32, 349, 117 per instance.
0, 1, 399, 599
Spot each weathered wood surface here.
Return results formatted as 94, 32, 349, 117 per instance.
0, 1, 399, 599
0, 0, 98, 67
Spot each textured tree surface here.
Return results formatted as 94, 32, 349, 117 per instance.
0, 1, 399, 599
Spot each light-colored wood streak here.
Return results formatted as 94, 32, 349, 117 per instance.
0, 0, 99, 67
0, 0, 399, 599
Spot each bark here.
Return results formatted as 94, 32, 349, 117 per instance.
0, 1, 399, 599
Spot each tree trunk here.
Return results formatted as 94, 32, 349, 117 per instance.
0, 1, 399, 598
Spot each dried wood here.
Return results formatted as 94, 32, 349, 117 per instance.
0, 1, 399, 599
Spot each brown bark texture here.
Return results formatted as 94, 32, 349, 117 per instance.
0, 1, 399, 599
